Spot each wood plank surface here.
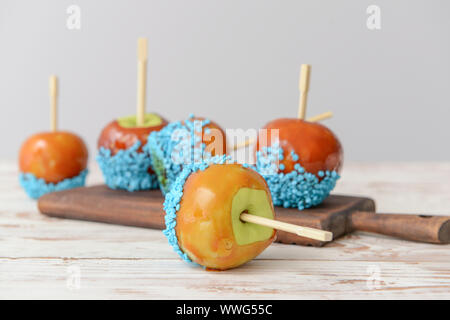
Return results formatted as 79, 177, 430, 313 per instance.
37, 186, 376, 246
1, 161, 449, 299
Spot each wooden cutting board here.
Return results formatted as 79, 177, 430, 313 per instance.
38, 185, 450, 246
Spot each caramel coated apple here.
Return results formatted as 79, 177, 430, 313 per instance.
98, 113, 168, 155
189, 117, 227, 156
175, 164, 276, 270
256, 118, 343, 175
19, 131, 88, 183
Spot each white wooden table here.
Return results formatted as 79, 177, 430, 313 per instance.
1, 161, 449, 299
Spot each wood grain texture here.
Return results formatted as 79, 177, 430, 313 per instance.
38, 185, 449, 245
1, 161, 450, 299
37, 185, 375, 247
350, 211, 450, 244
39, 186, 166, 230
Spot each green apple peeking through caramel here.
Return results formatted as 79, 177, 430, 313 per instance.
174, 164, 276, 270
97, 113, 168, 155
117, 113, 163, 128
231, 188, 274, 246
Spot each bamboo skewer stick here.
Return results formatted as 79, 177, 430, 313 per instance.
229, 139, 254, 151
49, 75, 58, 132
307, 111, 333, 122
297, 64, 311, 119
137, 38, 148, 127
240, 213, 332, 242
230, 111, 333, 151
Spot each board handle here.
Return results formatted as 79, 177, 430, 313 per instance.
350, 211, 450, 244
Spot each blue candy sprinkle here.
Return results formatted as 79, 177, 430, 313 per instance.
96, 141, 159, 192
144, 115, 216, 195
19, 169, 88, 199
290, 150, 300, 162
253, 145, 340, 210
162, 154, 231, 265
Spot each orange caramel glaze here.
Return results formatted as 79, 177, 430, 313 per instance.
189, 117, 227, 156
19, 131, 88, 183
256, 118, 343, 175
97, 116, 168, 155
175, 164, 276, 270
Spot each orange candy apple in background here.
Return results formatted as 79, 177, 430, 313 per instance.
19, 131, 88, 183
174, 164, 276, 270
145, 114, 228, 195
189, 116, 227, 156
256, 118, 343, 176
96, 39, 170, 191
98, 113, 168, 154
19, 75, 88, 185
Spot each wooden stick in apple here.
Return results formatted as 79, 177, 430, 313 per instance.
297, 64, 311, 119
164, 161, 332, 270
49, 75, 58, 132
137, 37, 148, 127
255, 64, 343, 177
307, 111, 333, 122
297, 65, 334, 123
96, 38, 170, 192
19, 75, 89, 199
240, 213, 332, 241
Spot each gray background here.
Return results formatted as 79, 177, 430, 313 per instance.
1, 0, 449, 161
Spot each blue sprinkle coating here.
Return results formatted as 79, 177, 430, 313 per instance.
19, 169, 88, 199
96, 141, 159, 192
162, 155, 230, 265
144, 114, 214, 195
254, 143, 340, 210
290, 150, 300, 162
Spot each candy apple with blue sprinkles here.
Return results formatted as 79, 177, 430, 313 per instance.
96, 38, 169, 191
97, 113, 168, 191
19, 76, 88, 199
145, 114, 227, 195
163, 155, 332, 270
255, 65, 343, 210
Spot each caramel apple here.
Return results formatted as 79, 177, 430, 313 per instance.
19, 131, 88, 184
97, 114, 168, 154
190, 116, 227, 156
96, 38, 170, 191
163, 156, 332, 270
164, 158, 276, 270
96, 114, 168, 191
256, 118, 343, 176
18, 75, 89, 199
254, 64, 341, 210
146, 114, 227, 194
